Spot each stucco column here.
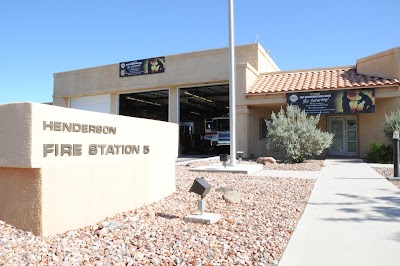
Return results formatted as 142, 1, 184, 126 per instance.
236, 106, 251, 158
52, 97, 68, 108
168, 87, 179, 124
110, 93, 118, 114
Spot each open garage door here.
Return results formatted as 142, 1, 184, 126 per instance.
179, 84, 230, 155
119, 90, 169, 122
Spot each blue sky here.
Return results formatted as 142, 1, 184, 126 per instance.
1, 0, 399, 104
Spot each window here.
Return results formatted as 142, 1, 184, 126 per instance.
260, 118, 271, 140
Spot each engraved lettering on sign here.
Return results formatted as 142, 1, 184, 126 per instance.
88, 144, 98, 155
42, 121, 152, 158
84, 145, 151, 156
132, 145, 140, 154
82, 124, 89, 133
43, 144, 83, 157
144, 145, 150, 154
43, 121, 116, 135
44, 144, 151, 157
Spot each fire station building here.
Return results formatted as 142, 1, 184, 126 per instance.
53, 43, 400, 159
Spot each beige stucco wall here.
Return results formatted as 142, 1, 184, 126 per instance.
0, 168, 42, 235
53, 44, 279, 112
357, 47, 400, 80
248, 105, 284, 158
0, 103, 34, 167
0, 102, 178, 235
358, 97, 399, 157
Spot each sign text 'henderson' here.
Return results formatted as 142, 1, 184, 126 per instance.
287, 88, 375, 114
42, 121, 150, 157
43, 121, 116, 135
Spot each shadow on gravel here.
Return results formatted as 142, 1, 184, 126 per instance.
155, 213, 180, 220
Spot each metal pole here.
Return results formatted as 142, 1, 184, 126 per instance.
393, 131, 399, 177
228, 0, 236, 166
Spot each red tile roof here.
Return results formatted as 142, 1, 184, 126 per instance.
247, 67, 400, 95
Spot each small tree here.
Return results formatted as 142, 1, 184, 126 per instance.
382, 109, 400, 139
265, 105, 333, 163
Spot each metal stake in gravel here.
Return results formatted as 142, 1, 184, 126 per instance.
184, 178, 221, 224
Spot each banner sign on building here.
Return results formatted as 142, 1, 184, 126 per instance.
287, 88, 375, 114
119, 57, 165, 77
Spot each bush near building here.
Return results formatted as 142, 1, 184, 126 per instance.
383, 109, 400, 139
265, 105, 333, 163
365, 140, 392, 164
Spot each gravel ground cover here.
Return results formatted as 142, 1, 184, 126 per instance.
262, 159, 324, 171
239, 159, 324, 172
373, 167, 400, 189
0, 159, 317, 266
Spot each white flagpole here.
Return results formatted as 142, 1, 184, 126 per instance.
228, 0, 236, 166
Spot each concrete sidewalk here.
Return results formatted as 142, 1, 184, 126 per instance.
279, 159, 400, 266
254, 169, 320, 179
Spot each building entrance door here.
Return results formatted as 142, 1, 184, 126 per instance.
327, 116, 358, 157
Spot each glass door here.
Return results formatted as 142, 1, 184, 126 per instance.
327, 116, 358, 157
328, 117, 346, 156
346, 118, 357, 156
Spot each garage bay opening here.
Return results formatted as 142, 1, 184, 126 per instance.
179, 84, 230, 155
119, 90, 169, 122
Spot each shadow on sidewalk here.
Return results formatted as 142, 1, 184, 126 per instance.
309, 191, 400, 223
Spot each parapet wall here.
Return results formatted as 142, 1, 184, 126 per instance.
0, 103, 178, 235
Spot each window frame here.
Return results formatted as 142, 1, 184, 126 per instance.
260, 118, 272, 140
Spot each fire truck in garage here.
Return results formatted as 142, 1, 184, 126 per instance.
202, 116, 230, 153
179, 116, 230, 154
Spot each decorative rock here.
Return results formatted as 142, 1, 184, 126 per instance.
215, 186, 231, 193
216, 186, 241, 203
97, 228, 108, 237
257, 157, 277, 165
223, 190, 241, 204
100, 220, 120, 231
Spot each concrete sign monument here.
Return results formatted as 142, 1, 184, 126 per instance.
0, 102, 178, 236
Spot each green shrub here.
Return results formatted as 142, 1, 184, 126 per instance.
365, 141, 393, 163
265, 105, 333, 163
383, 109, 400, 139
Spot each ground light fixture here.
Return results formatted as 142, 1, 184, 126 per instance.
189, 177, 211, 214
184, 177, 221, 224
237, 151, 244, 164
220, 154, 228, 168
